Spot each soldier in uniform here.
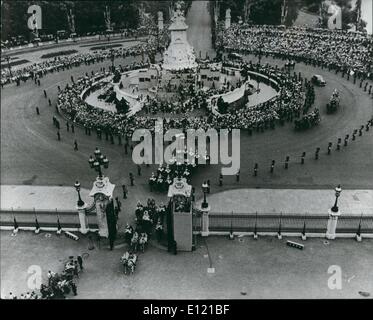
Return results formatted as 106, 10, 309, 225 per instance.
129, 173, 134, 186
122, 184, 128, 199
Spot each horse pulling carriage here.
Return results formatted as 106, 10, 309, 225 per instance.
120, 252, 138, 275
326, 89, 340, 114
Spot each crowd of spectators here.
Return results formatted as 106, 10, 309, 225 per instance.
216, 24, 373, 80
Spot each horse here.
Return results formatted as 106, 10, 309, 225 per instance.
130, 231, 139, 252
120, 252, 137, 275
138, 233, 148, 253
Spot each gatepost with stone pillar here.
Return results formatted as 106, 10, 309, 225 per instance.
200, 204, 210, 237
326, 185, 342, 240
167, 177, 193, 251
77, 203, 88, 234
89, 176, 115, 238
74, 180, 89, 234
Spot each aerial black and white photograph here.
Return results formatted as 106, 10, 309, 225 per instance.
0, 0, 372, 308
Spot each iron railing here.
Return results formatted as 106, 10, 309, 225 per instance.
207, 213, 373, 234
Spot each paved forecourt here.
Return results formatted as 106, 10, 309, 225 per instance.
195, 189, 373, 215
1, 230, 372, 299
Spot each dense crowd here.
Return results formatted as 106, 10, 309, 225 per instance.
1, 27, 170, 86
216, 24, 373, 80
57, 58, 313, 141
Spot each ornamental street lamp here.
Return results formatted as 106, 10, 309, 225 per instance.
331, 184, 342, 213
74, 180, 85, 207
201, 181, 209, 209
88, 147, 109, 179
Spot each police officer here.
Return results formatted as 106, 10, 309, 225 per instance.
270, 160, 275, 173
254, 163, 258, 176
285, 156, 290, 169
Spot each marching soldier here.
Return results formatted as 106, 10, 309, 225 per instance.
129, 173, 134, 186
327, 142, 332, 155
122, 184, 128, 199
285, 156, 289, 169
301, 152, 306, 165
137, 165, 141, 176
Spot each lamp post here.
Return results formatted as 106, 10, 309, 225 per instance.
331, 184, 342, 213
201, 181, 209, 209
88, 147, 109, 180
74, 180, 85, 207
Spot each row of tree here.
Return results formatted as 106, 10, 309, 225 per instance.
1, 0, 176, 41
216, 0, 365, 29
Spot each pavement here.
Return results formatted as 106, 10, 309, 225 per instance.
2, 185, 373, 217
1, 185, 91, 211
1, 231, 372, 299
195, 189, 373, 215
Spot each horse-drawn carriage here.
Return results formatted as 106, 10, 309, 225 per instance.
326, 89, 340, 114
124, 224, 149, 253
294, 108, 321, 131
120, 252, 138, 275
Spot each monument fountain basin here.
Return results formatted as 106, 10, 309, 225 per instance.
82, 64, 280, 116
